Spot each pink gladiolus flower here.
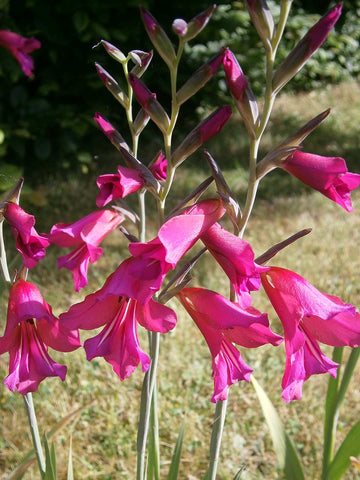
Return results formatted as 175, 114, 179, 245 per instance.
201, 223, 268, 307
280, 150, 360, 212
0, 279, 81, 394
178, 287, 282, 402
0, 30, 41, 77
96, 166, 145, 207
47, 209, 123, 291
3, 202, 49, 269
60, 274, 176, 380
96, 199, 225, 305
261, 266, 360, 402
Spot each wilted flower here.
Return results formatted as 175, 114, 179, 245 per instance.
178, 287, 282, 402
47, 209, 123, 291
0, 279, 80, 394
0, 30, 41, 77
261, 266, 360, 402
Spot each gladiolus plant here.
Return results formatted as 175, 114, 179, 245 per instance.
1, 3, 360, 480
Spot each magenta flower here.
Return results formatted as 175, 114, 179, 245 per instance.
96, 166, 145, 207
0, 279, 81, 394
95, 199, 225, 305
261, 266, 360, 402
0, 30, 41, 77
3, 202, 49, 269
60, 274, 176, 380
96, 152, 167, 207
280, 150, 360, 212
178, 287, 282, 402
47, 209, 123, 291
149, 151, 167, 181
201, 223, 268, 307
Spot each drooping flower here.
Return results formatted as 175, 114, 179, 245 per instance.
46, 209, 123, 291
279, 150, 360, 212
0, 30, 41, 77
178, 287, 282, 402
201, 222, 268, 307
261, 266, 360, 402
2, 202, 49, 269
0, 279, 81, 395
60, 273, 176, 380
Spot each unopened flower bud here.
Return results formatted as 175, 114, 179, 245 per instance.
246, 0, 274, 47
128, 73, 170, 134
101, 40, 127, 63
223, 48, 259, 138
133, 108, 150, 136
140, 7, 176, 69
171, 106, 232, 167
176, 51, 223, 105
182, 5, 216, 42
273, 3, 342, 94
95, 63, 128, 109
172, 19, 188, 36
94, 113, 130, 152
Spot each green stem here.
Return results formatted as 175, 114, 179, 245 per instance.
23, 393, 45, 478
0, 220, 10, 282
322, 347, 344, 478
136, 332, 161, 480
207, 398, 228, 480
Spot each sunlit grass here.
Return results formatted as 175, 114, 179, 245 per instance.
1, 81, 360, 479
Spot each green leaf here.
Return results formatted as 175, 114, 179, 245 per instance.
6, 403, 93, 480
251, 375, 305, 480
43, 435, 56, 480
67, 437, 74, 480
324, 420, 360, 480
167, 422, 185, 480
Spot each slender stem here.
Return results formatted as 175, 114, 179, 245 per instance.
0, 220, 11, 282
322, 347, 343, 478
23, 393, 45, 478
207, 398, 228, 480
136, 332, 161, 480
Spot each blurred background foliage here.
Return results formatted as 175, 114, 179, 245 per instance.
0, 0, 359, 185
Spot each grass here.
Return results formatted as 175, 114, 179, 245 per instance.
1, 80, 360, 479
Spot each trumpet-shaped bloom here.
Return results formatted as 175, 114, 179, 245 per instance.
96, 152, 167, 207
261, 266, 360, 402
0, 279, 81, 394
178, 287, 282, 402
60, 274, 176, 380
96, 166, 145, 207
3, 202, 49, 269
280, 151, 360, 212
47, 209, 123, 291
201, 223, 268, 307
0, 30, 41, 77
